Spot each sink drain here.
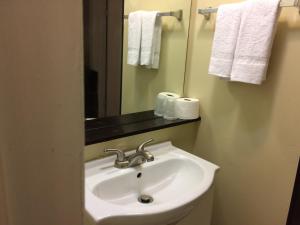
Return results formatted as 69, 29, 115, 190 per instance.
138, 195, 153, 204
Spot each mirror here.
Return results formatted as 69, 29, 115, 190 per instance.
84, 0, 192, 119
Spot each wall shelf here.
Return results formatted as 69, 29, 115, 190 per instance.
85, 110, 200, 145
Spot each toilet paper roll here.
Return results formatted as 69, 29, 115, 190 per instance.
175, 98, 200, 120
154, 92, 180, 117
163, 97, 178, 120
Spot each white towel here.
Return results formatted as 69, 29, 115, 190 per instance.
208, 3, 244, 78
127, 11, 143, 66
231, 0, 280, 85
149, 15, 162, 69
141, 11, 162, 69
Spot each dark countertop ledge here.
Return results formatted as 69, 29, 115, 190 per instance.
85, 110, 201, 145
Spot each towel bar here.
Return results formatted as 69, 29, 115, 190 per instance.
198, 0, 300, 20
124, 10, 183, 21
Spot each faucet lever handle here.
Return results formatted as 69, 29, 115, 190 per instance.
104, 148, 126, 161
137, 139, 154, 152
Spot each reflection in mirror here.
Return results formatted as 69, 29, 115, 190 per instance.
83, 0, 123, 119
122, 0, 192, 114
83, 0, 191, 119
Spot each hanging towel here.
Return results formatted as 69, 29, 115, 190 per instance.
127, 11, 143, 66
141, 11, 162, 69
231, 0, 281, 85
208, 3, 244, 78
149, 15, 162, 69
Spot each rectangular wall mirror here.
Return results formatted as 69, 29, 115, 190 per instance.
84, 0, 192, 120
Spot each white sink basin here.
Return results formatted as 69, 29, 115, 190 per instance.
85, 141, 219, 225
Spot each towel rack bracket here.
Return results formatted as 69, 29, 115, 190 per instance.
171, 9, 183, 21
198, 7, 216, 20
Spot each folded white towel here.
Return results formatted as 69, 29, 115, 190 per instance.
141, 11, 162, 69
149, 15, 162, 69
231, 0, 280, 85
208, 3, 244, 78
127, 11, 143, 66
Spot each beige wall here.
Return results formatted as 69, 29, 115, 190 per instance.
0, 1, 84, 225
122, 0, 191, 114
185, 1, 300, 225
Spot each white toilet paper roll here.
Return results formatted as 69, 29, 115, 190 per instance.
154, 92, 180, 117
175, 98, 200, 120
163, 97, 178, 120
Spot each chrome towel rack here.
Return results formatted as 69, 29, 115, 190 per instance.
198, 0, 300, 20
124, 10, 183, 21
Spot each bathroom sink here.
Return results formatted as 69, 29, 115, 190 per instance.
85, 141, 219, 225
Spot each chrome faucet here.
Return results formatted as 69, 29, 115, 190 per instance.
104, 139, 155, 169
